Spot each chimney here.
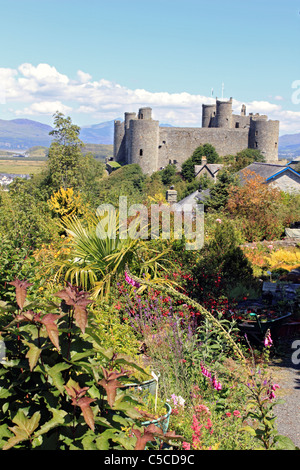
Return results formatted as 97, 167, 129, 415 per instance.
202, 156, 207, 165
166, 186, 177, 203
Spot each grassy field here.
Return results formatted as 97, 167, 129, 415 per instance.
0, 143, 113, 175
0, 159, 46, 175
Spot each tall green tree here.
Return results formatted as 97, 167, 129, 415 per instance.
228, 148, 265, 172
205, 169, 239, 211
48, 112, 84, 191
191, 144, 220, 165
161, 163, 177, 186
181, 144, 220, 182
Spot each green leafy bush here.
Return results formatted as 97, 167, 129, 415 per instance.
192, 219, 254, 302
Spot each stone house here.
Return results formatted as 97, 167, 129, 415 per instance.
237, 162, 300, 193
194, 157, 224, 182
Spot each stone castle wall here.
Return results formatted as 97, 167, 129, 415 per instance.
114, 97, 280, 174
157, 127, 249, 168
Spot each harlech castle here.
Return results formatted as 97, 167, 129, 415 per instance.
113, 97, 280, 174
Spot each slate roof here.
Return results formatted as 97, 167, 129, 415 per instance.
194, 163, 224, 177
176, 189, 210, 210
238, 162, 300, 183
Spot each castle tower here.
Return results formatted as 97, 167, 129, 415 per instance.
129, 107, 159, 174
249, 117, 280, 162
124, 112, 136, 164
216, 97, 233, 128
202, 104, 216, 127
138, 107, 152, 120
113, 120, 125, 163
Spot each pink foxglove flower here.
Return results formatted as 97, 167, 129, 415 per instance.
125, 272, 140, 288
264, 330, 273, 348
212, 377, 222, 391
267, 383, 279, 400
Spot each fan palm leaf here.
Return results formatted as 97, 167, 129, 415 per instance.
50, 209, 176, 300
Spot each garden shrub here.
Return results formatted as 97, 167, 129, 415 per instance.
0, 187, 58, 249
191, 219, 254, 303
226, 171, 286, 242
0, 237, 37, 304
264, 247, 300, 272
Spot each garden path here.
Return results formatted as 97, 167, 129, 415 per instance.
271, 354, 300, 449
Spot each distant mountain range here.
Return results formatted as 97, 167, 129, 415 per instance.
0, 118, 116, 151
0, 119, 53, 150
0, 117, 299, 160
277, 133, 300, 160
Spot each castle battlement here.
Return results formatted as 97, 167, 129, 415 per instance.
114, 97, 279, 174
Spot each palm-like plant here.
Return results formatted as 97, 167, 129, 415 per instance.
51, 210, 173, 300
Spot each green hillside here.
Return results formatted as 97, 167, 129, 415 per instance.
25, 144, 113, 161
81, 143, 113, 160
26, 146, 49, 158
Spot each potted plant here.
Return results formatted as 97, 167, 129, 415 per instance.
132, 389, 172, 434
119, 355, 160, 395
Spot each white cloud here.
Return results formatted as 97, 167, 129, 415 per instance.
246, 100, 281, 114
0, 62, 300, 134
18, 63, 69, 84
77, 105, 97, 113
77, 70, 92, 83
15, 101, 72, 116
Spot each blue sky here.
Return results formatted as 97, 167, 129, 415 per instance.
0, 0, 299, 134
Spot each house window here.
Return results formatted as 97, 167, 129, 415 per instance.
255, 131, 258, 136
255, 141, 258, 148
235, 122, 240, 128
275, 142, 278, 148
139, 149, 143, 156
